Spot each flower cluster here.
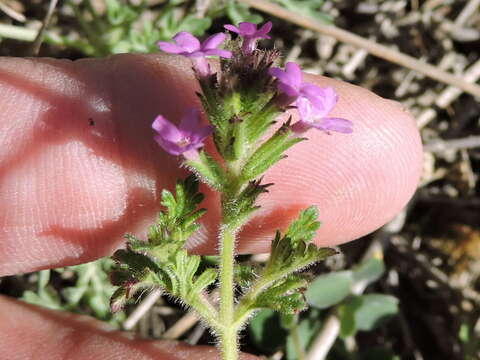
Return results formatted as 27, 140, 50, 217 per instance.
153, 22, 353, 158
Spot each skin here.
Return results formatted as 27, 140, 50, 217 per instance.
0, 53, 422, 359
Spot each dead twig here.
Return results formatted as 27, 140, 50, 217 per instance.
162, 310, 199, 340
123, 289, 162, 331
239, 0, 480, 98
424, 136, 480, 153
0, 1, 26, 22
417, 58, 480, 128
30, 0, 58, 56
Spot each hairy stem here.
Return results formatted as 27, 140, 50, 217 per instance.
190, 294, 221, 332
218, 225, 238, 360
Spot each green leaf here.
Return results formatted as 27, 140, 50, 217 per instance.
178, 15, 211, 36
353, 294, 399, 331
235, 263, 256, 289
305, 271, 353, 309
280, 313, 298, 330
186, 151, 226, 191
223, 179, 272, 227
38, 270, 51, 289
339, 294, 399, 337
226, 1, 263, 24
268, 229, 337, 276
273, 0, 333, 23
249, 309, 288, 353
254, 275, 308, 315
286, 206, 321, 245
361, 348, 401, 360
353, 257, 385, 285
242, 122, 304, 181
22, 289, 63, 311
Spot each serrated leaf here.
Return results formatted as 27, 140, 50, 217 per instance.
254, 275, 308, 315
112, 249, 161, 276
286, 206, 321, 245
224, 178, 272, 226
186, 151, 226, 191
190, 268, 217, 295
305, 271, 353, 309
242, 123, 304, 181
110, 288, 127, 313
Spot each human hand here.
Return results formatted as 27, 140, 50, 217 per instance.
0, 54, 422, 359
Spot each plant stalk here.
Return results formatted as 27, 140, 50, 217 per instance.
218, 225, 238, 360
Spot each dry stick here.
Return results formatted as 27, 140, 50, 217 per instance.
162, 290, 220, 340
30, 0, 58, 56
417, 58, 480, 128
453, 0, 480, 28
0, 23, 36, 41
239, 0, 480, 98
162, 311, 200, 340
185, 322, 207, 345
0, 1, 26, 22
423, 135, 480, 153
305, 211, 407, 360
123, 288, 163, 331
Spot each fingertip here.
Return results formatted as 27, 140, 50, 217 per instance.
237, 74, 422, 251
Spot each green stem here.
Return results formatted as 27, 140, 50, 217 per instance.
190, 295, 221, 332
218, 225, 238, 360
291, 324, 306, 360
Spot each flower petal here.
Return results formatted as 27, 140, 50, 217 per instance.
278, 82, 299, 97
300, 83, 327, 110
202, 33, 226, 50
178, 108, 201, 134
314, 117, 353, 133
296, 97, 314, 121
258, 21, 272, 37
203, 48, 232, 58
178, 108, 213, 144
154, 135, 184, 155
191, 125, 214, 144
224, 24, 240, 33
157, 41, 184, 54
173, 31, 200, 52
320, 86, 339, 114
284, 62, 303, 87
152, 115, 183, 143
269, 67, 298, 88
238, 22, 257, 36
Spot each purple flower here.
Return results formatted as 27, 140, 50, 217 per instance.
224, 21, 272, 55
152, 108, 213, 157
269, 62, 326, 109
292, 89, 353, 135
157, 32, 232, 77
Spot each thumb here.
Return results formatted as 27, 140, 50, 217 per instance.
0, 54, 422, 275
0, 295, 258, 360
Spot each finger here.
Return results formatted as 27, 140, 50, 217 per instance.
0, 54, 422, 275
0, 295, 257, 360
